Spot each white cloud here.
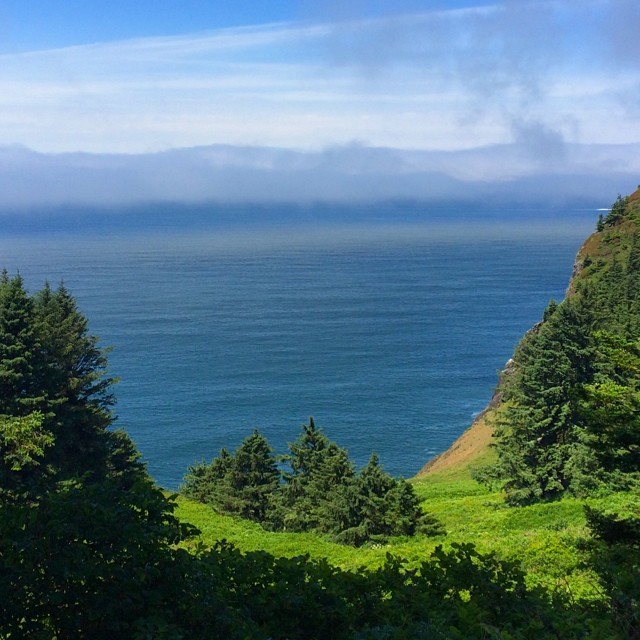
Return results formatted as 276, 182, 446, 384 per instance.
0, 1, 637, 156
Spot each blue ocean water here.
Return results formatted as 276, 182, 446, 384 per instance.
0, 204, 596, 488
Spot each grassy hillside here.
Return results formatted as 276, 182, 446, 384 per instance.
176, 460, 629, 603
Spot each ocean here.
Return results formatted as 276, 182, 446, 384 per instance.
0, 203, 596, 488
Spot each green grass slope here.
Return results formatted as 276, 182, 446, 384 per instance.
176, 467, 636, 603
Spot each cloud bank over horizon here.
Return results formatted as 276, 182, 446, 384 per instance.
1, 142, 638, 210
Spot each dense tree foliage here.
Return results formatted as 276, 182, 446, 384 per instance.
0, 275, 197, 638
582, 501, 640, 638
278, 417, 355, 533
183, 419, 442, 545
0, 273, 143, 500
482, 191, 640, 504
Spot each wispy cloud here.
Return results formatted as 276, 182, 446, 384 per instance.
0, 0, 637, 158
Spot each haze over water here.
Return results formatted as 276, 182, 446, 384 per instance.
0, 204, 596, 488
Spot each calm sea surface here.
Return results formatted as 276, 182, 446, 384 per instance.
0, 204, 597, 488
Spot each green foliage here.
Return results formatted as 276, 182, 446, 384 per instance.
182, 421, 441, 546
0, 274, 143, 499
579, 332, 640, 478
182, 539, 589, 640
0, 277, 206, 638
0, 412, 51, 473
602, 195, 629, 228
182, 447, 233, 503
278, 416, 355, 533
483, 190, 640, 505
582, 499, 640, 638
183, 432, 279, 523
330, 453, 443, 546
6, 227, 640, 639
0, 479, 200, 639
488, 296, 596, 504
224, 429, 280, 522
0, 272, 42, 416
32, 281, 117, 481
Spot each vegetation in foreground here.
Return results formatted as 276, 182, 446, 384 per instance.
1, 189, 640, 638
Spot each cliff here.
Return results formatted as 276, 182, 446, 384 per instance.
417, 185, 640, 478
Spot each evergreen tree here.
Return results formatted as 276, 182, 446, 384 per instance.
279, 417, 354, 532
0, 277, 200, 637
625, 231, 640, 335
222, 430, 280, 523
491, 297, 596, 504
329, 454, 439, 546
580, 332, 640, 478
181, 423, 441, 546
0, 273, 43, 417
604, 194, 628, 227
182, 447, 233, 505
542, 298, 558, 322
486, 191, 640, 503
0, 276, 145, 497
32, 281, 117, 480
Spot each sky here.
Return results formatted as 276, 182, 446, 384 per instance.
0, 0, 638, 206
0, 0, 637, 154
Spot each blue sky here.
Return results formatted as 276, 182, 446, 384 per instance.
0, 1, 638, 162
0, 1, 497, 53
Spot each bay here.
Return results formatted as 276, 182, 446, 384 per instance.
0, 203, 597, 488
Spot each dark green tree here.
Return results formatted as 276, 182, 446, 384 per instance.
221, 430, 280, 523
0, 475, 203, 639
32, 281, 118, 482
579, 332, 640, 478
0, 276, 144, 497
279, 417, 354, 532
491, 297, 596, 504
0, 277, 202, 638
604, 194, 628, 227
182, 447, 233, 504
583, 501, 640, 638
0, 273, 43, 417
329, 453, 440, 546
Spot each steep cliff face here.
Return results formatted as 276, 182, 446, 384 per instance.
417, 185, 640, 479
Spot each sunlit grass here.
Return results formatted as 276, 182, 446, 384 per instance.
175, 454, 626, 603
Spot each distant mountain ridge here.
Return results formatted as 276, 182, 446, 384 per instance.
1, 142, 639, 209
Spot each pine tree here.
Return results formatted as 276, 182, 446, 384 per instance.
492, 297, 596, 504
625, 231, 640, 335
223, 430, 280, 523
0, 276, 144, 496
329, 453, 439, 546
32, 282, 117, 480
580, 332, 640, 477
182, 447, 233, 504
603, 194, 628, 227
279, 417, 354, 532
0, 273, 43, 417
